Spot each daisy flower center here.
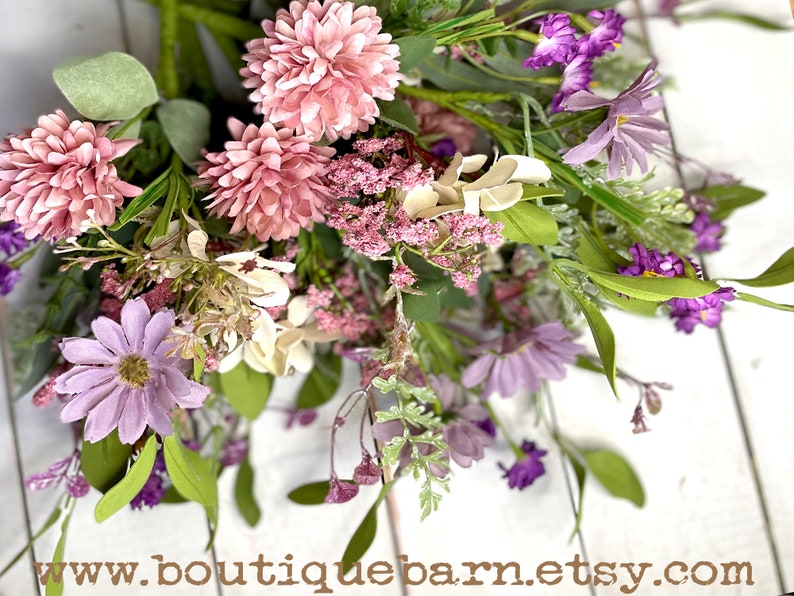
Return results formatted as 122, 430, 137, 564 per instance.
117, 354, 152, 388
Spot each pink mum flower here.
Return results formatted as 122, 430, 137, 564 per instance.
241, 0, 401, 142
198, 118, 335, 241
55, 298, 209, 445
0, 110, 141, 241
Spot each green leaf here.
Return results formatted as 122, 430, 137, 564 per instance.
45, 508, 73, 596
341, 481, 393, 574
109, 166, 172, 231
595, 282, 660, 316
144, 170, 182, 244
234, 453, 262, 527
296, 351, 342, 409
80, 430, 132, 493
157, 99, 211, 167
393, 35, 436, 71
288, 481, 331, 505
557, 277, 618, 396
376, 97, 419, 135
402, 279, 446, 322
727, 246, 794, 288
486, 202, 559, 246
583, 449, 645, 507
736, 291, 794, 312
700, 184, 765, 221
163, 436, 219, 507
576, 225, 627, 272
217, 361, 273, 419
520, 185, 565, 201
95, 435, 157, 522
588, 271, 719, 301
53, 52, 158, 120
678, 11, 791, 31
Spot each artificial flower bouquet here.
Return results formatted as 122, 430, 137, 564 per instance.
1, 0, 792, 577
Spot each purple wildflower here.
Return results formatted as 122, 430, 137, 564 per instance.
0, 221, 27, 256
523, 14, 577, 70
353, 452, 382, 485
562, 61, 670, 179
325, 476, 359, 503
668, 287, 736, 333
221, 438, 248, 467
461, 321, 585, 398
131, 451, 167, 509
499, 440, 547, 490
0, 262, 21, 295
690, 212, 724, 253
430, 138, 458, 158
576, 9, 625, 58
65, 474, 90, 498
617, 243, 686, 278
551, 55, 594, 112
54, 298, 210, 445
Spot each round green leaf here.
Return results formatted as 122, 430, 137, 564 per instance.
217, 362, 273, 419
53, 52, 158, 121
163, 436, 218, 506
156, 99, 211, 167
80, 430, 132, 493
583, 449, 645, 507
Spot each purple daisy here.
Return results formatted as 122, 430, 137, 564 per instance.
523, 14, 577, 70
562, 61, 670, 179
499, 440, 547, 490
55, 298, 209, 444
461, 321, 585, 399
576, 9, 626, 58
551, 55, 595, 112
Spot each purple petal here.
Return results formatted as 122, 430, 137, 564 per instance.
91, 316, 130, 356
461, 353, 497, 389
82, 388, 126, 443
117, 389, 148, 445
121, 298, 150, 352
57, 366, 116, 393
143, 309, 176, 355
59, 381, 117, 423
59, 337, 117, 365
563, 120, 613, 166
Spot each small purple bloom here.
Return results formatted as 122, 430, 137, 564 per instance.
430, 138, 458, 158
551, 55, 594, 112
499, 440, 547, 490
353, 452, 382, 485
55, 298, 210, 445
618, 243, 686, 278
659, 0, 682, 18
668, 287, 736, 333
523, 14, 577, 70
562, 61, 670, 178
221, 438, 248, 467
690, 212, 724, 253
0, 262, 21, 295
65, 474, 90, 498
325, 476, 359, 503
576, 9, 626, 58
461, 321, 585, 399
0, 221, 28, 256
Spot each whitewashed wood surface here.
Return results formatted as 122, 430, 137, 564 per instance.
1, 1, 792, 594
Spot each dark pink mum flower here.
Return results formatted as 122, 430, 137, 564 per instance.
0, 110, 141, 241
198, 118, 335, 241
241, 0, 401, 142
55, 298, 209, 444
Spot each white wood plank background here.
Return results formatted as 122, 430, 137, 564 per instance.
1, 1, 792, 594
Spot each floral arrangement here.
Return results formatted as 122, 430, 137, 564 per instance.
1, 0, 791, 580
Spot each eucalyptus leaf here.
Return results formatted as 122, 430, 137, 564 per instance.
163, 436, 218, 506
393, 35, 436, 71
80, 430, 132, 493
588, 271, 719, 301
95, 435, 157, 522
53, 52, 158, 120
486, 202, 559, 246
234, 453, 261, 527
402, 279, 446, 322
376, 97, 419, 135
157, 99, 211, 167
582, 449, 645, 507
296, 351, 342, 409
218, 361, 273, 419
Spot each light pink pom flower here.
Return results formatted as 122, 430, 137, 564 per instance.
241, 0, 401, 142
0, 110, 141, 241
198, 118, 336, 241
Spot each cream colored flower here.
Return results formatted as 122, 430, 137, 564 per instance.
398, 152, 552, 219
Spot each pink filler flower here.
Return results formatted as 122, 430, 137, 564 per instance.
198, 118, 336, 241
0, 110, 141, 241
241, 0, 401, 142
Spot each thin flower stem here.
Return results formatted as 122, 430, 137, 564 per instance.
482, 401, 525, 459
158, 0, 181, 100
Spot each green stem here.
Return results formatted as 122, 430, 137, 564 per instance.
158, 0, 180, 99
482, 402, 524, 459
